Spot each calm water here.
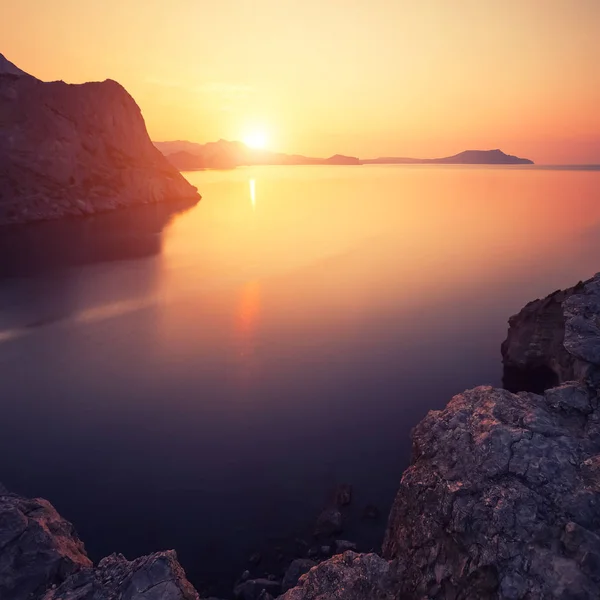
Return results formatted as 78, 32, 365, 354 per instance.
1, 165, 600, 592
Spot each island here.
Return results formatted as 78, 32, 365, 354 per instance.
154, 139, 534, 171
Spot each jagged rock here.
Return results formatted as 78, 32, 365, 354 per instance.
501, 275, 600, 393
334, 540, 357, 554
282, 559, 316, 592
313, 508, 342, 537
279, 552, 395, 600
383, 384, 600, 599
0, 53, 199, 225
0, 488, 91, 600
43, 552, 199, 600
233, 578, 281, 600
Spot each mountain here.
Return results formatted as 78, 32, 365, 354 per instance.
155, 140, 534, 170
154, 139, 361, 169
0, 54, 200, 225
362, 149, 534, 165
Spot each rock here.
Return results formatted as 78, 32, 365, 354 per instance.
0, 489, 91, 600
383, 383, 600, 599
320, 546, 331, 556
501, 275, 600, 392
43, 551, 199, 600
233, 578, 281, 600
279, 552, 395, 600
334, 540, 357, 554
0, 487, 200, 600
0, 54, 200, 226
282, 559, 316, 592
307, 547, 319, 559
257, 592, 274, 600
332, 484, 353, 507
313, 508, 342, 537
362, 505, 380, 520
241, 570, 250, 581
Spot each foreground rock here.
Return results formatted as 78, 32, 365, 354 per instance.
0, 487, 198, 600
279, 552, 395, 600
383, 383, 600, 599
501, 275, 600, 392
43, 552, 199, 600
0, 490, 91, 600
0, 54, 199, 225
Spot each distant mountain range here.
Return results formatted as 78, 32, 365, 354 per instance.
154, 140, 534, 170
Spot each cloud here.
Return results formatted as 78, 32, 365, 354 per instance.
145, 78, 253, 98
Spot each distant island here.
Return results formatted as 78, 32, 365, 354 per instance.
154, 140, 534, 170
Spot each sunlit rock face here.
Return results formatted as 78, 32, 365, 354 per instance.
383, 384, 600, 599
0, 54, 199, 225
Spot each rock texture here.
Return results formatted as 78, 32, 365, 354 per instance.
0, 487, 198, 600
279, 552, 395, 600
0, 54, 199, 225
0, 489, 91, 600
383, 383, 600, 599
43, 552, 199, 600
501, 276, 600, 393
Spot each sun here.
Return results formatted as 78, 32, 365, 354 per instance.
243, 130, 267, 149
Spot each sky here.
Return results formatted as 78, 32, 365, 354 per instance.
3, 0, 600, 163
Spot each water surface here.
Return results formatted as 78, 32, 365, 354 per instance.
1, 165, 599, 592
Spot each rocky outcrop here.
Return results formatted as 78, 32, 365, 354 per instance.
502, 274, 600, 392
0, 488, 198, 600
43, 552, 199, 600
279, 552, 395, 600
0, 54, 199, 225
383, 383, 600, 599
0, 490, 91, 600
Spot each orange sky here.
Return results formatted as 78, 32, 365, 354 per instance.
3, 0, 600, 163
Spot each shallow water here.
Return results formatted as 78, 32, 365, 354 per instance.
1, 164, 600, 592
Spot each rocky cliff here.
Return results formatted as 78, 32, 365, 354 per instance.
0, 54, 199, 225
3, 274, 600, 599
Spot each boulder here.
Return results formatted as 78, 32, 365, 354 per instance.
332, 484, 353, 507
313, 508, 342, 537
334, 540, 357, 554
383, 383, 600, 599
282, 559, 316, 592
233, 578, 281, 600
0, 488, 91, 600
0, 53, 200, 225
42, 551, 199, 600
279, 552, 395, 600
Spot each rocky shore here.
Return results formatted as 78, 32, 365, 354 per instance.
0, 54, 200, 225
3, 272, 600, 599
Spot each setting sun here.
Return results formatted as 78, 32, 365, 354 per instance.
243, 131, 267, 150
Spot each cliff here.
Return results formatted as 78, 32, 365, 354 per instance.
0, 54, 200, 225
3, 274, 600, 599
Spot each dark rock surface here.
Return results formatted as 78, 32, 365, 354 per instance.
43, 552, 199, 600
501, 276, 600, 392
0, 487, 198, 600
0, 54, 199, 225
0, 488, 91, 600
282, 559, 316, 592
383, 383, 600, 599
278, 552, 395, 600
313, 508, 343, 537
233, 578, 281, 600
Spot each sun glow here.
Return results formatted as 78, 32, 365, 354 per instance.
243, 130, 267, 149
